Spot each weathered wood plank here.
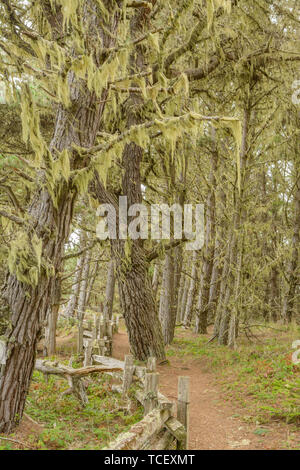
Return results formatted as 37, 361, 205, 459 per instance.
35, 360, 122, 377
122, 355, 134, 396
83, 340, 92, 367
134, 365, 147, 380
92, 355, 124, 369
142, 428, 175, 450
83, 330, 93, 338
147, 357, 156, 372
164, 416, 187, 443
177, 376, 190, 449
144, 372, 159, 415
135, 390, 173, 411
105, 408, 171, 450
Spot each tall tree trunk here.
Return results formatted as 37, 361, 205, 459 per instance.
217, 243, 236, 345
159, 251, 176, 345
91, 3, 166, 361
115, 241, 166, 361
283, 177, 300, 323
0, 187, 75, 433
0, 1, 119, 433
77, 247, 91, 355
0, 41, 108, 438
92, 153, 166, 362
208, 238, 221, 318
103, 259, 115, 320
215, 105, 250, 345
117, 3, 165, 361
113, 134, 166, 360
152, 262, 160, 302
183, 252, 199, 328
223, 105, 250, 346
179, 276, 190, 323
195, 132, 217, 334
176, 273, 185, 322
270, 265, 280, 322
86, 260, 99, 307
174, 245, 184, 321
65, 235, 85, 318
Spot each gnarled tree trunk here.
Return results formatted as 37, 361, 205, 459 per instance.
0, 186, 75, 433
91, 3, 166, 362
0, 3, 114, 429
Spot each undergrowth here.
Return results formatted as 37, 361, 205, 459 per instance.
0, 370, 143, 450
167, 324, 300, 426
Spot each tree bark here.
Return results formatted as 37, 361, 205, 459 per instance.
195, 131, 217, 334
0, 0, 117, 431
77, 246, 91, 355
0, 187, 75, 433
65, 234, 85, 318
215, 105, 250, 345
152, 263, 160, 302
91, 3, 166, 361
179, 276, 190, 324
159, 251, 176, 345
85, 260, 99, 307
183, 252, 199, 328
282, 173, 300, 323
103, 259, 115, 320
222, 106, 250, 346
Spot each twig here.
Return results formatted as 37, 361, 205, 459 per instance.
242, 324, 287, 333
24, 413, 43, 427
0, 436, 34, 449
205, 334, 218, 345
0, 209, 24, 225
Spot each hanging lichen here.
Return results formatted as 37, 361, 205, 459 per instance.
20, 84, 47, 167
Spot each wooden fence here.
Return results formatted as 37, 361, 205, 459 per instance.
79, 314, 119, 360
91, 354, 190, 450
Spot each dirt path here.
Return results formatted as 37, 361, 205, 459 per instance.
112, 331, 294, 450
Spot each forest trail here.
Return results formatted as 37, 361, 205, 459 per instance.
112, 330, 292, 450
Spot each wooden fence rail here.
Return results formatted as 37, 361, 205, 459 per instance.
35, 348, 189, 450
91, 354, 190, 450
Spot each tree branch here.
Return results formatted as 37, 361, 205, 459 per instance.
0, 209, 24, 225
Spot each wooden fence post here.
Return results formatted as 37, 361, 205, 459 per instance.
84, 339, 93, 367
147, 357, 156, 372
122, 354, 134, 396
99, 316, 107, 339
177, 376, 190, 450
107, 320, 113, 339
98, 339, 106, 356
144, 372, 159, 415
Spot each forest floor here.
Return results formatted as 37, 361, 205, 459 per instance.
1, 321, 299, 450
113, 323, 300, 450
0, 329, 144, 450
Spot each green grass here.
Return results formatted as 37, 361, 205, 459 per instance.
1, 370, 143, 450
167, 324, 300, 426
